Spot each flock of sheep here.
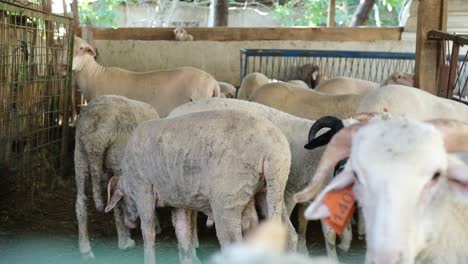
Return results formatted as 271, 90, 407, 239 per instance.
72, 36, 468, 264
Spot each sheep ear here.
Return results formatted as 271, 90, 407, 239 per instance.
447, 161, 468, 203
85, 46, 96, 57
304, 170, 355, 220
105, 176, 123, 213
312, 70, 319, 81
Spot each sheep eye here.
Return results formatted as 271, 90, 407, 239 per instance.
432, 171, 441, 181
353, 171, 361, 183
79, 47, 83, 50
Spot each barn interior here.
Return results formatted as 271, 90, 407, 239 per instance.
1, 0, 468, 263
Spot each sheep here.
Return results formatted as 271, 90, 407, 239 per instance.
208, 219, 337, 264
314, 77, 379, 95
168, 98, 355, 258
300, 63, 321, 88
218, 81, 237, 98
174, 27, 194, 41
381, 71, 414, 86
357, 84, 468, 123
74, 95, 160, 259
250, 82, 366, 120
104, 109, 297, 264
314, 73, 415, 95
237, 72, 270, 100
72, 36, 220, 117
296, 117, 468, 264
287, 80, 310, 89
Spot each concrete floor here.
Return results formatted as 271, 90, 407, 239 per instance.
0, 178, 367, 264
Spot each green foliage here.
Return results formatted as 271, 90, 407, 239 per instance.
79, 0, 124, 27
273, 0, 408, 27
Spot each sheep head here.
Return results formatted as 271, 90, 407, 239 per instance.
73, 36, 97, 71
298, 117, 468, 264
383, 72, 415, 87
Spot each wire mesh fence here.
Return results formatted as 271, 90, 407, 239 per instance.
0, 1, 73, 205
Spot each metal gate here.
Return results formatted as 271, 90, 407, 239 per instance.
0, 0, 73, 203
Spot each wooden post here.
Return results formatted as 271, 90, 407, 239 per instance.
327, 0, 336, 27
71, 0, 80, 35
414, 0, 448, 95
213, 0, 228, 26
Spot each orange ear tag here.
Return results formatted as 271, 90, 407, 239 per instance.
322, 186, 355, 236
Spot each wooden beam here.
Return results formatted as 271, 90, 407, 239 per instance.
327, 0, 336, 27
414, 0, 448, 95
84, 27, 403, 42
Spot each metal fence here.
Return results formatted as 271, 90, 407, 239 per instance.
0, 1, 73, 202
428, 31, 468, 102
240, 49, 467, 99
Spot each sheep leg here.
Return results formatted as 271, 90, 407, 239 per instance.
74, 145, 94, 259
137, 184, 157, 264
172, 208, 201, 264
281, 202, 298, 252
338, 222, 352, 252
297, 204, 309, 255
155, 215, 162, 235
357, 207, 366, 240
212, 198, 244, 247
241, 199, 259, 234
114, 204, 135, 250
88, 151, 105, 212
321, 220, 339, 262
191, 210, 199, 248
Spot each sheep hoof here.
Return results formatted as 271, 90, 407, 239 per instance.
338, 241, 351, 252
358, 235, 365, 241
81, 250, 95, 260
95, 201, 104, 212
297, 239, 308, 255
119, 238, 136, 250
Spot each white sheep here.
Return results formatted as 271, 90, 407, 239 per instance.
357, 84, 468, 123
314, 77, 379, 95
296, 117, 468, 264
74, 95, 160, 259
381, 71, 414, 86
218, 81, 237, 98
104, 109, 297, 264
174, 27, 194, 41
72, 36, 220, 117
237, 72, 270, 100
314, 73, 415, 95
287, 80, 310, 89
168, 98, 355, 258
250, 82, 366, 120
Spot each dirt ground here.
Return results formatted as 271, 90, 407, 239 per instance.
0, 176, 366, 264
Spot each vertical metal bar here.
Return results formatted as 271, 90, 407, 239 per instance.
446, 42, 460, 98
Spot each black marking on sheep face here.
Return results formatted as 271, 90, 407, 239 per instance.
304, 116, 344, 150
333, 158, 349, 176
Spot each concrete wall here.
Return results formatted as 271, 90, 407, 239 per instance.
94, 39, 416, 86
